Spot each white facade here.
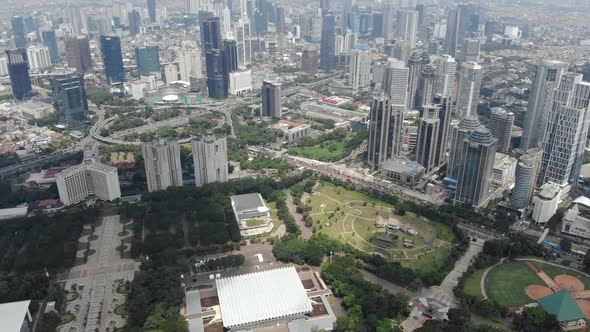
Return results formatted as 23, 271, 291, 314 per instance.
26, 45, 52, 71
140, 74, 158, 90
142, 140, 183, 192
235, 19, 252, 68
532, 182, 560, 224
282, 124, 311, 143
0, 57, 8, 76
178, 48, 202, 82
383, 58, 409, 107
229, 70, 252, 95
491, 153, 517, 188
192, 136, 228, 187
129, 81, 146, 100
456, 61, 482, 118
434, 54, 456, 98
562, 196, 590, 239
348, 48, 371, 90
56, 160, 121, 206
164, 63, 178, 83
395, 10, 418, 49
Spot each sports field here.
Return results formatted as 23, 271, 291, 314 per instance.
307, 181, 455, 269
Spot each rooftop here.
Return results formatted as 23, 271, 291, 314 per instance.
230, 193, 267, 214
381, 157, 425, 176
215, 267, 312, 328
539, 183, 561, 200
0, 300, 31, 331
537, 290, 584, 322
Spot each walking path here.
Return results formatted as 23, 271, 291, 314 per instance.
285, 191, 312, 240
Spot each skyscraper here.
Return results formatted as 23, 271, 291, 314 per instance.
178, 48, 202, 81
382, 58, 409, 106
444, 4, 479, 58
416, 105, 441, 173
407, 51, 422, 111
319, 14, 336, 71
41, 30, 60, 64
434, 54, 456, 98
511, 148, 542, 209
128, 10, 141, 35
192, 136, 229, 187
65, 35, 92, 74
349, 46, 371, 90
6, 49, 32, 101
100, 36, 125, 84
50, 71, 88, 125
416, 64, 436, 109
433, 95, 452, 167
447, 115, 480, 180
262, 80, 281, 118
521, 60, 568, 150
142, 140, 183, 192
395, 10, 419, 49
66, 6, 84, 35
201, 17, 223, 52
26, 45, 52, 71
205, 49, 227, 98
367, 95, 403, 170
320, 0, 331, 14
301, 45, 319, 75
382, 3, 394, 42
224, 39, 239, 73
164, 63, 178, 83
537, 73, 590, 192
147, 0, 157, 23
455, 127, 497, 208
234, 19, 252, 68
136, 46, 160, 76
455, 61, 482, 119
463, 38, 480, 62
11, 16, 26, 49
489, 108, 514, 154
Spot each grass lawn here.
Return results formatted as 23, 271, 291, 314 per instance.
60, 312, 75, 324
537, 262, 590, 290
288, 133, 360, 162
486, 261, 541, 307
110, 152, 135, 163
463, 268, 486, 298
432, 221, 456, 242
245, 219, 266, 227
114, 304, 127, 317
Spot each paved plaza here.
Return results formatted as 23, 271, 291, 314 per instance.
58, 214, 139, 332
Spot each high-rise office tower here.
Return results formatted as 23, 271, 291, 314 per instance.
456, 61, 482, 119
382, 3, 394, 42
41, 30, 60, 64
537, 73, 590, 192
56, 160, 121, 206
455, 127, 497, 207
434, 54, 456, 98
416, 64, 436, 109
164, 63, 178, 83
128, 10, 141, 35
6, 49, 32, 101
97, 18, 113, 37
463, 38, 480, 62
24, 16, 35, 34
142, 140, 183, 192
395, 10, 419, 49
444, 4, 479, 58
489, 108, 514, 154
433, 95, 452, 167
66, 6, 84, 35
349, 47, 371, 90
383, 58, 409, 106
320, 14, 336, 71
262, 80, 281, 118
416, 105, 441, 173
392, 40, 411, 63
136, 46, 160, 76
147, 0, 157, 23
301, 45, 319, 75
192, 136, 229, 187
235, 19, 252, 68
320, 0, 331, 14
521, 60, 568, 150
447, 115, 480, 180
50, 71, 88, 125
26, 45, 52, 71
202, 17, 223, 51
511, 148, 543, 209
11, 16, 26, 49
205, 49, 227, 98
65, 35, 92, 73
223, 39, 239, 73
367, 95, 403, 170
100, 36, 125, 84
178, 48, 202, 81
407, 51, 421, 111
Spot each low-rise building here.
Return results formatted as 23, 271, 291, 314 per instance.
532, 182, 561, 224
0, 206, 28, 220
229, 70, 252, 95
380, 157, 425, 186
18, 100, 54, 120
491, 153, 517, 189
272, 120, 311, 143
0, 300, 32, 332
536, 290, 586, 331
562, 196, 590, 239
230, 193, 273, 238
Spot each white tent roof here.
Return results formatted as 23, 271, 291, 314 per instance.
216, 267, 312, 328
0, 300, 30, 331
